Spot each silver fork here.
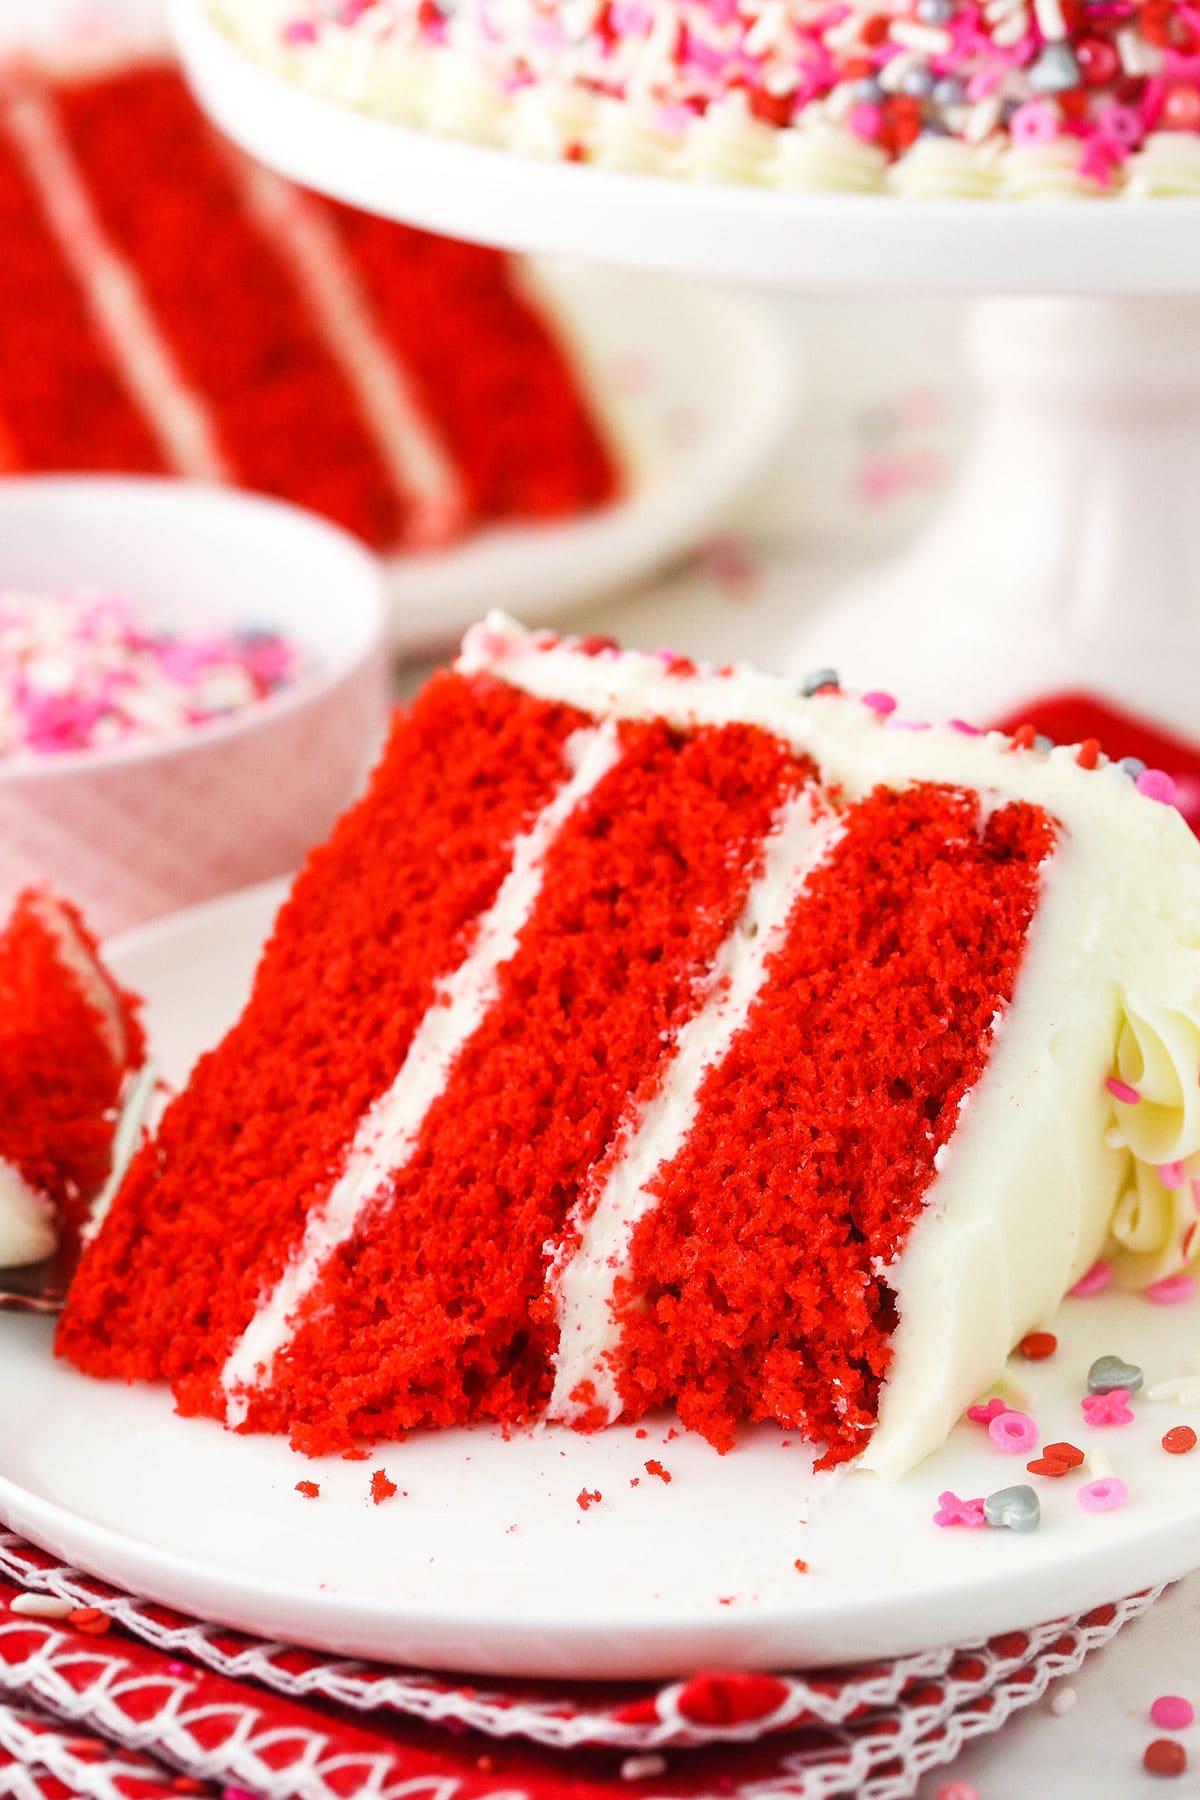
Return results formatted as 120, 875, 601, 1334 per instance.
0, 1063, 158, 1314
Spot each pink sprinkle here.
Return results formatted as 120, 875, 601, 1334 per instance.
1146, 1273, 1196, 1305
1151, 1695, 1195, 1731
935, 1784, 980, 1800
968, 1396, 1010, 1426
885, 717, 931, 732
1137, 768, 1178, 805
1082, 1388, 1135, 1427
948, 719, 983, 735
281, 17, 318, 43
1010, 100, 1059, 146
1105, 1077, 1140, 1106
1078, 1476, 1128, 1513
847, 102, 883, 141
1070, 1259, 1113, 1297
933, 1491, 987, 1528
1158, 1161, 1186, 1191
861, 690, 897, 717
989, 1409, 1039, 1454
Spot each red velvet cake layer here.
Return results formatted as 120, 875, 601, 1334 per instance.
55, 66, 408, 545
612, 786, 1057, 1467
0, 894, 145, 1253
57, 675, 590, 1409
325, 207, 619, 521
0, 125, 164, 474
252, 722, 811, 1453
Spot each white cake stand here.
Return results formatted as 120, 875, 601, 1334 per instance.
173, 0, 1200, 729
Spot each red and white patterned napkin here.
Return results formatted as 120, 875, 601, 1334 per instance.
0, 1532, 1161, 1800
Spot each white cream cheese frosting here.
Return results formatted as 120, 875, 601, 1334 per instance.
459, 613, 1200, 1476
0, 1159, 56, 1268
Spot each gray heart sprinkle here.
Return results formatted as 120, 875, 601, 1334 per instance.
984, 1485, 1041, 1533
1027, 43, 1082, 92
1088, 1354, 1144, 1394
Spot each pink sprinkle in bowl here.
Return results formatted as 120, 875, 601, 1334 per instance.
0, 478, 389, 937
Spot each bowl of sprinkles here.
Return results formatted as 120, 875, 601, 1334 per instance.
0, 478, 388, 936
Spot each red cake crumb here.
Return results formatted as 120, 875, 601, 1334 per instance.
613, 785, 1055, 1466
295, 1480, 320, 1499
576, 1488, 601, 1511
370, 1470, 398, 1504
644, 1460, 672, 1484
794, 1559, 808, 1573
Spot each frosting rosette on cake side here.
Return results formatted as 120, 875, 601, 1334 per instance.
1106, 996, 1200, 1285
213, 0, 1200, 195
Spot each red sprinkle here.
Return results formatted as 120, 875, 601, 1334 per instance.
794, 1558, 808, 1573
1075, 738, 1101, 769
371, 1469, 398, 1504
1019, 1331, 1058, 1361
1163, 1426, 1197, 1455
645, 1460, 673, 1484
1144, 1739, 1188, 1776
1010, 723, 1038, 751
295, 1479, 320, 1499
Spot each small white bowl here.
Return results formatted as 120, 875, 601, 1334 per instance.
0, 477, 389, 938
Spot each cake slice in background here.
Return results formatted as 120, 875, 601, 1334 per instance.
58, 618, 1200, 1476
0, 54, 619, 550
0, 889, 147, 1269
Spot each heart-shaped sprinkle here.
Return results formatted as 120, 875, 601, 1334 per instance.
1043, 1441, 1085, 1468
984, 1484, 1041, 1533
1088, 1354, 1144, 1394
1027, 1455, 1072, 1478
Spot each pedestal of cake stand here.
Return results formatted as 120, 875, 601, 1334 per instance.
790, 294, 1200, 730
173, 0, 1200, 726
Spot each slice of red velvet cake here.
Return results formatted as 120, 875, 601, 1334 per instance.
57, 618, 1200, 1475
0, 889, 146, 1268
0, 54, 618, 546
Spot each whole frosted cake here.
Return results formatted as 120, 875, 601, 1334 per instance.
212, 0, 1200, 196
55, 617, 1200, 1477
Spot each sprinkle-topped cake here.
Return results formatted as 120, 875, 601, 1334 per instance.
0, 890, 146, 1268
212, 0, 1200, 197
0, 53, 618, 544
57, 617, 1200, 1476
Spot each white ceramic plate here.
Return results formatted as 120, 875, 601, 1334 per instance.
2, 881, 1199, 1680
387, 261, 799, 655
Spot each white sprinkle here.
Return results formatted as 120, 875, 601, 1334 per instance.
1086, 1447, 1116, 1480
1034, 0, 1066, 38
1049, 1684, 1078, 1716
889, 20, 953, 53
9, 1594, 74, 1619
621, 1756, 668, 1782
